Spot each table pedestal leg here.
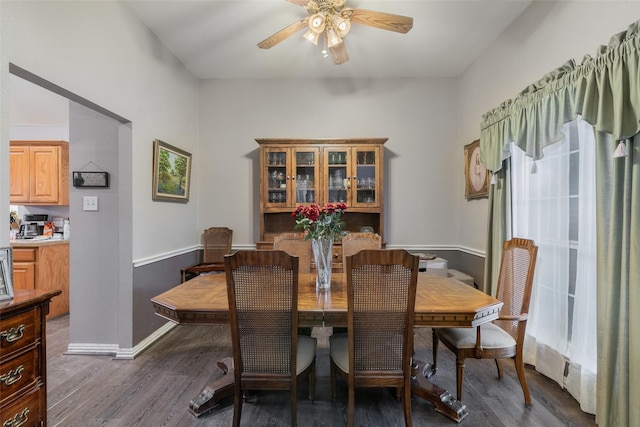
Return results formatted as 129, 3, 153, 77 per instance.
188, 357, 235, 417
411, 359, 468, 423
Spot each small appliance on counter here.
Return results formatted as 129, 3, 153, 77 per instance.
18, 214, 48, 239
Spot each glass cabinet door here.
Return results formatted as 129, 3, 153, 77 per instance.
293, 148, 319, 205
352, 147, 379, 207
265, 148, 289, 207
325, 149, 349, 204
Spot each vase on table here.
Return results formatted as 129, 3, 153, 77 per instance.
312, 237, 333, 290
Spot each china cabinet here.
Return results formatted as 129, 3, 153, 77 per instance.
9, 141, 69, 206
256, 138, 386, 245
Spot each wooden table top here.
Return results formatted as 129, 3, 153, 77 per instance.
151, 272, 503, 328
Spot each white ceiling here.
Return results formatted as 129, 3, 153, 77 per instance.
9, 0, 532, 127
124, 0, 533, 79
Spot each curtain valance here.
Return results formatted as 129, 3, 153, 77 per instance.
480, 20, 640, 172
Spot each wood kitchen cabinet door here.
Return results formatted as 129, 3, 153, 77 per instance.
13, 262, 36, 290
9, 141, 69, 205
29, 145, 61, 204
9, 146, 30, 203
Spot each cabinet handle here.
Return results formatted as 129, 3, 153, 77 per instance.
0, 325, 25, 344
0, 365, 24, 386
2, 407, 29, 427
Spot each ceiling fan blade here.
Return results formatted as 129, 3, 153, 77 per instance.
258, 19, 308, 49
350, 9, 413, 34
330, 42, 349, 65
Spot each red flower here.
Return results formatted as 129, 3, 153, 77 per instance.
292, 202, 347, 240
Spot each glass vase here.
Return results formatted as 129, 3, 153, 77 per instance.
312, 237, 333, 290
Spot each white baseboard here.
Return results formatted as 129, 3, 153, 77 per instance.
65, 321, 177, 359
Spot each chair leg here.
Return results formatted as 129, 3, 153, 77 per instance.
348, 382, 355, 427
309, 360, 316, 402
514, 353, 532, 406
403, 384, 412, 427
455, 357, 466, 401
330, 361, 337, 402
233, 387, 243, 427
291, 379, 298, 427
495, 358, 504, 379
432, 329, 439, 373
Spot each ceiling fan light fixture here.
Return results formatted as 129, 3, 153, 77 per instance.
308, 13, 326, 33
326, 27, 343, 48
332, 15, 351, 37
303, 28, 320, 45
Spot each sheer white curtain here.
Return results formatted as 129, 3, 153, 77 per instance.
511, 117, 597, 413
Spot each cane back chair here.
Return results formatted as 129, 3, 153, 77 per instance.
273, 232, 312, 273
330, 249, 419, 427
181, 227, 233, 282
432, 238, 538, 405
225, 250, 317, 427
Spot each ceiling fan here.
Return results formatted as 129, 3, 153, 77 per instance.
258, 0, 413, 65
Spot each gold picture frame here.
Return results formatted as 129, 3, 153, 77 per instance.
152, 139, 192, 203
464, 139, 489, 199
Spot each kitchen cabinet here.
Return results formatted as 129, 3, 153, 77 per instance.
12, 241, 70, 318
256, 138, 386, 244
0, 289, 60, 427
10, 141, 69, 205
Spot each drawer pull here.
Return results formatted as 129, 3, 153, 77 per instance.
0, 365, 24, 386
2, 407, 29, 427
0, 325, 25, 344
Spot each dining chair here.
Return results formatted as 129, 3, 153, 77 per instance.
330, 249, 419, 427
273, 232, 312, 273
225, 250, 317, 427
432, 237, 538, 405
341, 232, 382, 268
181, 227, 233, 282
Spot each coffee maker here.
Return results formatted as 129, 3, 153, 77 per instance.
19, 214, 48, 238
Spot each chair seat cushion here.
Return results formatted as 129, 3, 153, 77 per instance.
297, 335, 317, 374
329, 333, 349, 373
437, 323, 516, 349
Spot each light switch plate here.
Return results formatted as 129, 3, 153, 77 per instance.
83, 196, 98, 211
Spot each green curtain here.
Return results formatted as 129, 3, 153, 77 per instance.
595, 132, 639, 427
478, 19, 640, 425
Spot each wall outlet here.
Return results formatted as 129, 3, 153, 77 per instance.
83, 196, 98, 211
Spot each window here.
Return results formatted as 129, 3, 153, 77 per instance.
510, 117, 597, 413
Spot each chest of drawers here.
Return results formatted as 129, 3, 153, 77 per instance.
1, 289, 60, 427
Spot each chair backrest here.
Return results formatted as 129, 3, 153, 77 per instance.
203, 227, 233, 264
225, 250, 299, 377
493, 238, 538, 341
341, 232, 382, 267
346, 249, 419, 374
273, 232, 312, 273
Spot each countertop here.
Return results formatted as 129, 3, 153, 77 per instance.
11, 238, 70, 247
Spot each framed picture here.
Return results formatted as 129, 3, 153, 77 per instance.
152, 139, 192, 203
464, 139, 489, 199
0, 247, 14, 302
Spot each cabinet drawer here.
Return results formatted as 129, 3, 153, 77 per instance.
0, 309, 40, 359
13, 249, 36, 263
0, 386, 43, 427
0, 349, 40, 406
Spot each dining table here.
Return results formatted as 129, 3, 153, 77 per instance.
151, 271, 503, 423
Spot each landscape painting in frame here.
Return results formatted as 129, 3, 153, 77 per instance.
152, 139, 192, 203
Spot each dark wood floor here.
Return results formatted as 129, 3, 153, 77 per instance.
46, 315, 596, 426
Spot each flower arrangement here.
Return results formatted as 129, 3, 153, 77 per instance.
292, 202, 348, 241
